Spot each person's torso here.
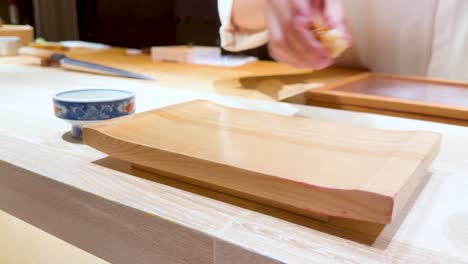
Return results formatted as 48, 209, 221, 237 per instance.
336, 0, 468, 81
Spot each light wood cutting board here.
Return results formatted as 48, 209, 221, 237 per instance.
83, 100, 441, 224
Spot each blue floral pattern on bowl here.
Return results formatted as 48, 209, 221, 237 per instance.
53, 89, 135, 139
54, 98, 135, 120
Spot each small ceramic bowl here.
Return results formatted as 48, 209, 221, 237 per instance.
53, 88, 135, 139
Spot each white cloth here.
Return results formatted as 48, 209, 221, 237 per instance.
218, 0, 468, 81
217, 0, 269, 51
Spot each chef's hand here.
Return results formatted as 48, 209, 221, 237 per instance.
266, 0, 350, 69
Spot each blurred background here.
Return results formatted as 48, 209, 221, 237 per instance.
0, 0, 271, 58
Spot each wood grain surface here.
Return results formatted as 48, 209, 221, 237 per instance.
0, 210, 109, 264
2, 63, 468, 263
83, 100, 441, 224
308, 100, 468, 127
307, 73, 468, 121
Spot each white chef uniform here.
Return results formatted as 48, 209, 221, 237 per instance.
218, 0, 468, 81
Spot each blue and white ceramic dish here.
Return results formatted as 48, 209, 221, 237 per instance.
53, 88, 135, 139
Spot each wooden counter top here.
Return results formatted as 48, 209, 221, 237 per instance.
0, 47, 361, 102
2, 64, 468, 263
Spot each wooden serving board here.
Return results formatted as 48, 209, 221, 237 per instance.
83, 100, 441, 224
307, 73, 468, 123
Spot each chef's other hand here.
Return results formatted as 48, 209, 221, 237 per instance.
266, 0, 350, 69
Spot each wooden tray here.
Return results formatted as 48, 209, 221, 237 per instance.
83, 100, 441, 224
307, 73, 468, 122
308, 100, 468, 127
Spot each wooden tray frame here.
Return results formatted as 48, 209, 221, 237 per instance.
306, 73, 468, 121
